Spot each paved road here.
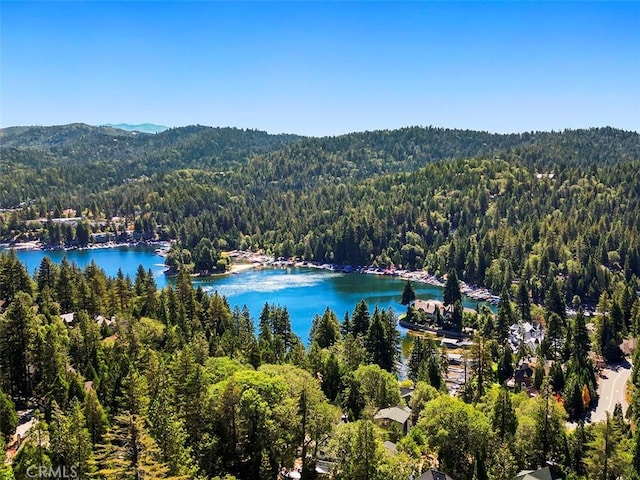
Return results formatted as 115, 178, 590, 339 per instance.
590, 359, 632, 423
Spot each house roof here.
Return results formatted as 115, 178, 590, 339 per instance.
60, 312, 75, 324
315, 460, 334, 475
400, 387, 415, 398
417, 468, 456, 480
374, 406, 411, 424
515, 467, 554, 480
383, 440, 397, 455
413, 299, 453, 315
515, 365, 534, 378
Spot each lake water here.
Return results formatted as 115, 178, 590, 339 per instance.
10, 246, 488, 341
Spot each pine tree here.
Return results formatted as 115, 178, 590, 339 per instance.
495, 287, 514, 344
365, 310, 393, 372
49, 400, 94, 478
340, 311, 352, 337
401, 280, 416, 305
469, 335, 493, 401
408, 337, 425, 382
497, 342, 514, 384
518, 282, 532, 323
545, 279, 567, 324
492, 387, 517, 441
443, 268, 462, 307
310, 308, 341, 348
0, 250, 34, 303
584, 412, 626, 480
352, 300, 371, 337
546, 313, 563, 360
569, 420, 587, 476
321, 352, 342, 402
0, 292, 39, 400
0, 388, 18, 441
93, 412, 174, 480
84, 388, 108, 445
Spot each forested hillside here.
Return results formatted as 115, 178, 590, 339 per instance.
1, 245, 640, 479
2, 125, 638, 305
1, 124, 640, 479
0, 124, 302, 206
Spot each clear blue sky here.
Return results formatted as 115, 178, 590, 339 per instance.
1, 1, 639, 136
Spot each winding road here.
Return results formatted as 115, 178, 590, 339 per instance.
590, 359, 632, 423
566, 359, 632, 430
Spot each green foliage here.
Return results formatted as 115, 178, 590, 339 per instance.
491, 387, 517, 442
4, 127, 639, 308
48, 400, 94, 478
401, 280, 416, 305
0, 292, 39, 401
309, 307, 341, 349
584, 412, 631, 480
443, 269, 461, 307
1, 120, 640, 480
408, 336, 445, 390
331, 420, 387, 480
416, 395, 491, 480
345, 364, 400, 418
514, 387, 568, 470
0, 388, 18, 441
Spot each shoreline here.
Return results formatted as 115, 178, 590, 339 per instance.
3, 243, 498, 306
187, 261, 259, 279
1, 240, 170, 252
227, 250, 500, 305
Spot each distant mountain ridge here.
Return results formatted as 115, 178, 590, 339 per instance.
102, 123, 169, 134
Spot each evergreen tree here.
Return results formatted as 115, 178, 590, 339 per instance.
496, 287, 515, 343
569, 420, 588, 477
546, 312, 563, 360
518, 281, 532, 323
49, 401, 94, 478
0, 250, 34, 303
365, 310, 393, 372
310, 307, 341, 349
84, 388, 108, 445
57, 258, 78, 313
497, 342, 514, 384
321, 352, 342, 403
469, 335, 493, 401
94, 412, 174, 480
0, 389, 18, 442
584, 412, 627, 480
488, 443, 518, 480
351, 300, 371, 337
443, 268, 462, 307
340, 311, 352, 337
0, 292, 39, 400
533, 357, 546, 391
36, 256, 58, 293
408, 337, 426, 383
545, 279, 567, 324
400, 280, 416, 305
450, 300, 463, 334
492, 387, 517, 441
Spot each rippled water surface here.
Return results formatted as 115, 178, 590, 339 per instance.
13, 247, 486, 340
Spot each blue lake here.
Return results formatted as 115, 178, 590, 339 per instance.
11, 247, 488, 341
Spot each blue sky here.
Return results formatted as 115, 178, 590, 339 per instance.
1, 1, 639, 136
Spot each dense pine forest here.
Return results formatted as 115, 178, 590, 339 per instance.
2, 125, 639, 304
1, 124, 640, 479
